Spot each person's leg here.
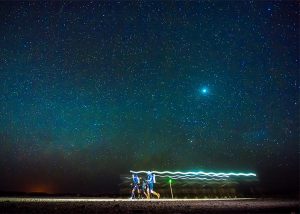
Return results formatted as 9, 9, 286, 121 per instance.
143, 190, 148, 199
148, 183, 154, 199
151, 190, 160, 199
146, 185, 150, 199
149, 183, 160, 199
137, 187, 141, 199
131, 188, 135, 199
131, 185, 137, 199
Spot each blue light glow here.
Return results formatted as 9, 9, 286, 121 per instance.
199, 87, 209, 95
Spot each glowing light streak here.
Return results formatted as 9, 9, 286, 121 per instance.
155, 175, 227, 181
154, 173, 229, 178
130, 170, 256, 178
123, 175, 227, 181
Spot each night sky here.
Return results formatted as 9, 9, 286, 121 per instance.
0, 1, 299, 195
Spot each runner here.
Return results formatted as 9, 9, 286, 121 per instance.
130, 173, 140, 199
139, 178, 149, 199
146, 171, 160, 199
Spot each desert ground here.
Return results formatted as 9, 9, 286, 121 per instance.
0, 197, 299, 213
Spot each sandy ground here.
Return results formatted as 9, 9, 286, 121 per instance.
0, 197, 299, 213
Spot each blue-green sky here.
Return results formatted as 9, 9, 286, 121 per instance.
0, 1, 299, 194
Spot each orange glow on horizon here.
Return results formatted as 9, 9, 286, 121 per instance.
24, 182, 57, 194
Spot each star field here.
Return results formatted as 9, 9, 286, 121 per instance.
0, 1, 299, 194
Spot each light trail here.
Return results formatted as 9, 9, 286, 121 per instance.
130, 170, 256, 178
156, 173, 230, 178
155, 175, 227, 181
123, 175, 227, 181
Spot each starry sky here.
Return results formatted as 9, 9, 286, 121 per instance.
0, 1, 299, 195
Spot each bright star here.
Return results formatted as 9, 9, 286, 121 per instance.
199, 87, 208, 95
